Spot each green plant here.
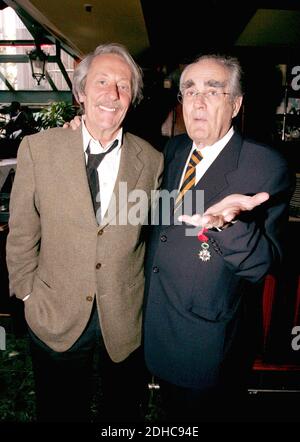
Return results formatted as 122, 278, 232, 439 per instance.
34, 101, 78, 130
0, 331, 36, 422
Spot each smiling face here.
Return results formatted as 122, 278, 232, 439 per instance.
181, 58, 243, 148
78, 53, 132, 145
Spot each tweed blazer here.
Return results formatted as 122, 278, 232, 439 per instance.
6, 126, 163, 362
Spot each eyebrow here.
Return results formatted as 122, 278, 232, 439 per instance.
182, 79, 227, 90
205, 80, 227, 88
181, 79, 195, 90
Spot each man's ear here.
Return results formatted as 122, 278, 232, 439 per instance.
232, 96, 243, 118
78, 92, 85, 104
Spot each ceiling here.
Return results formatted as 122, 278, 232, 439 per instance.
4, 0, 149, 59
142, 1, 300, 66
3, 0, 300, 67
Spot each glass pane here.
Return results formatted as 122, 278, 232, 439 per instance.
0, 61, 74, 91
0, 6, 33, 43
0, 7, 74, 92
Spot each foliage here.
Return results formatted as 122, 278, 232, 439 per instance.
0, 331, 36, 422
0, 323, 162, 422
34, 101, 78, 130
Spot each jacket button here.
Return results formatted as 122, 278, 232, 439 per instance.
96, 263, 101, 269
153, 266, 159, 273
86, 296, 93, 302
160, 235, 167, 242
98, 230, 103, 236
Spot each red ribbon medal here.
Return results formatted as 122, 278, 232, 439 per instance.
197, 228, 211, 262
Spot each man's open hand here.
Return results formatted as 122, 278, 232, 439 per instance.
178, 192, 269, 229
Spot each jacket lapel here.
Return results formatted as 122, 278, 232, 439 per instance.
101, 133, 144, 227
195, 132, 243, 209
55, 128, 97, 227
162, 136, 192, 223
165, 136, 192, 193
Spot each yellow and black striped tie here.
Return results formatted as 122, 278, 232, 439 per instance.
174, 149, 203, 212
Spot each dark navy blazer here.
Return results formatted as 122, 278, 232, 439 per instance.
143, 131, 294, 390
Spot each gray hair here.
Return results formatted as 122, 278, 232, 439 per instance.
180, 54, 243, 98
73, 43, 143, 107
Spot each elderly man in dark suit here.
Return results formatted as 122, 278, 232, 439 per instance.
143, 54, 294, 421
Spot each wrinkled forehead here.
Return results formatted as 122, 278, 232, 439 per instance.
181, 59, 229, 89
89, 53, 132, 79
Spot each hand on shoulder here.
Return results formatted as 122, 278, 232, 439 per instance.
63, 115, 83, 130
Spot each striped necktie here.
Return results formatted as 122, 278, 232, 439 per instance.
174, 148, 203, 212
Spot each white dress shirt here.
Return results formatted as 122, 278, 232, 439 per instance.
82, 121, 122, 219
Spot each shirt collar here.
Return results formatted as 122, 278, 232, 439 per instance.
192, 126, 234, 158
82, 119, 123, 154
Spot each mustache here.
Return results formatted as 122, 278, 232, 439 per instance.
96, 101, 122, 110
